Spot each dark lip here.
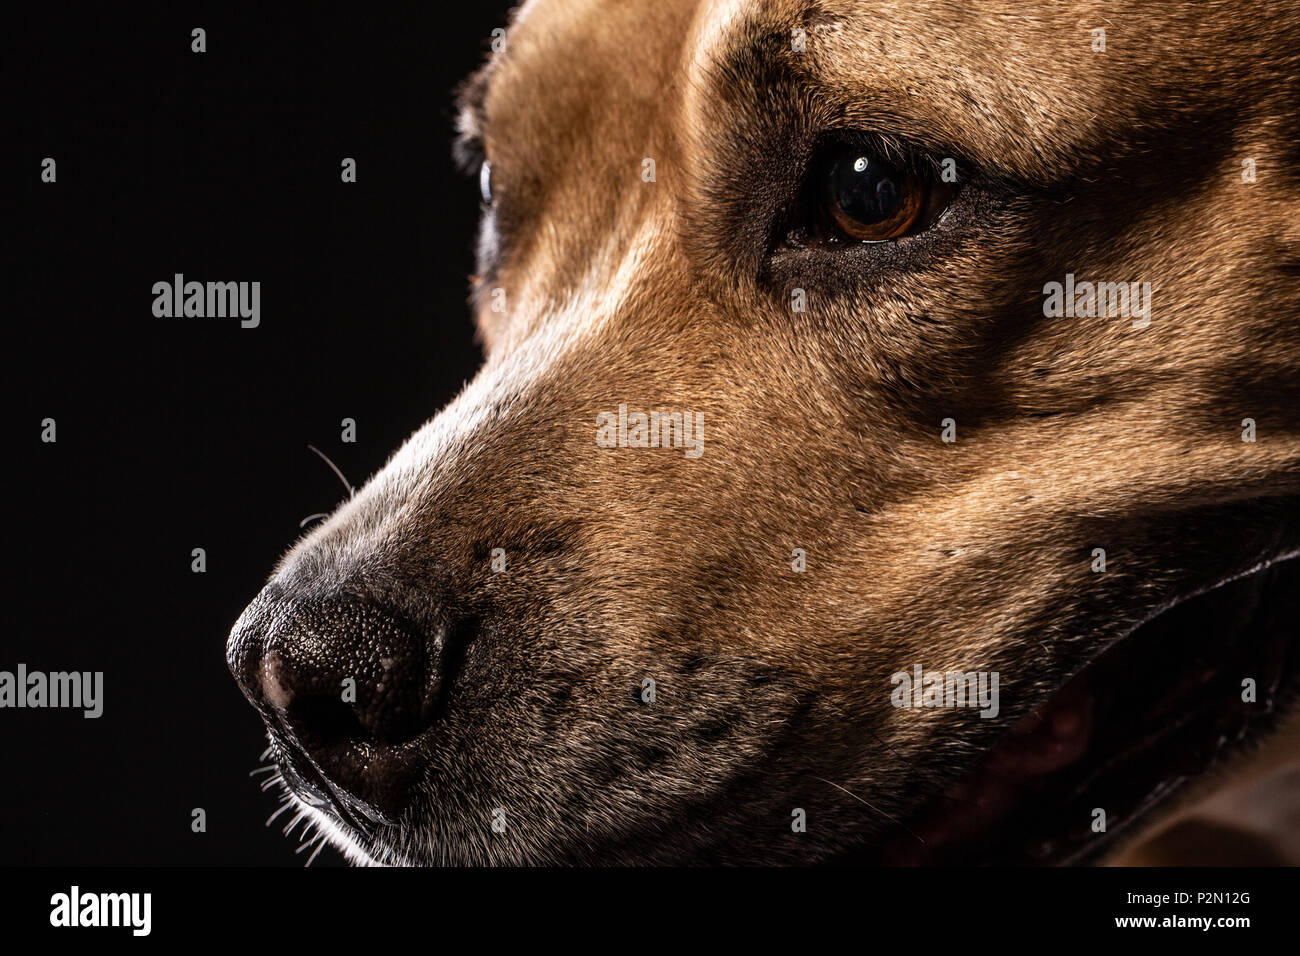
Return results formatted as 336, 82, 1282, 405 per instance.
872, 552, 1299, 866
270, 733, 396, 840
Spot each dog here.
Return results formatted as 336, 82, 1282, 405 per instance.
226, 0, 1300, 865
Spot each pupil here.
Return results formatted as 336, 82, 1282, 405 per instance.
831, 154, 900, 224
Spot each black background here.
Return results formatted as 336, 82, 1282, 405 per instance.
13, 3, 513, 865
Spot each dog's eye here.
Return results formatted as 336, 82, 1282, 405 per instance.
774, 142, 958, 257
479, 160, 493, 205
819, 150, 925, 242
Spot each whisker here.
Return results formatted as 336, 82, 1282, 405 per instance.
307, 444, 355, 498
812, 775, 927, 846
265, 800, 294, 827
295, 830, 322, 854
305, 837, 327, 868
251, 742, 344, 865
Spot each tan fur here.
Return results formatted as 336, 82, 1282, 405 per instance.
230, 0, 1300, 864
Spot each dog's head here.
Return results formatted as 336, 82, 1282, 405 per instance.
227, 0, 1300, 865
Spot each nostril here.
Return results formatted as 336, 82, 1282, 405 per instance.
286, 693, 369, 747
279, 663, 429, 748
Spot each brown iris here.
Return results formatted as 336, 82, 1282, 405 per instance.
823, 152, 925, 241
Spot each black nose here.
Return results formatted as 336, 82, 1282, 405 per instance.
227, 587, 443, 822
